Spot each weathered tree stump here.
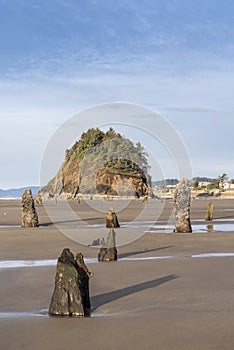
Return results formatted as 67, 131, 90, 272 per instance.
106, 208, 120, 228
98, 228, 117, 262
76, 252, 94, 316
90, 237, 106, 247
21, 188, 39, 227
173, 178, 192, 233
205, 202, 214, 221
49, 248, 93, 317
98, 247, 117, 262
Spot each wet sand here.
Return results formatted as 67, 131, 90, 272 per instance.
1, 198, 234, 349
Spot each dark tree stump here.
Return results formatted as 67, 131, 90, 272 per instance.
98, 247, 118, 262
76, 252, 94, 316
205, 202, 214, 221
49, 248, 93, 317
98, 229, 117, 262
173, 178, 192, 233
21, 188, 39, 227
106, 209, 120, 228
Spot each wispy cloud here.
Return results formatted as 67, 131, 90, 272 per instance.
163, 107, 218, 113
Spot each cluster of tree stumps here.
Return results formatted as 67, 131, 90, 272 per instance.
49, 210, 120, 317
98, 209, 119, 262
24, 179, 220, 319
49, 249, 93, 317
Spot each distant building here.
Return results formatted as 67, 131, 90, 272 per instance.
223, 182, 234, 190
198, 181, 211, 187
166, 185, 177, 189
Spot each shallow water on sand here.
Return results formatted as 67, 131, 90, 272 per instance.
0, 310, 110, 319
144, 222, 234, 233
74, 220, 234, 232
192, 253, 234, 258
0, 311, 47, 318
0, 225, 21, 228
0, 258, 98, 269
2, 250, 234, 270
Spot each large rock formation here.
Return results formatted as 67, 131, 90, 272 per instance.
49, 248, 93, 317
37, 128, 150, 200
173, 178, 192, 233
98, 228, 117, 262
21, 189, 39, 227
106, 208, 120, 228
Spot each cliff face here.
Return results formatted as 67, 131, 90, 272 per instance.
38, 128, 150, 199
39, 159, 80, 199
39, 160, 149, 200
96, 167, 148, 197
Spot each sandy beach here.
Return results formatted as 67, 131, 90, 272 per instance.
1, 198, 234, 349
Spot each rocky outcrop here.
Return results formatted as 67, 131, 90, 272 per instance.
38, 165, 149, 200
96, 168, 149, 198
38, 160, 80, 200
173, 178, 192, 233
49, 249, 93, 317
37, 128, 150, 200
21, 189, 39, 227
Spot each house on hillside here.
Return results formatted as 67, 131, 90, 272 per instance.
222, 182, 234, 190
198, 181, 211, 187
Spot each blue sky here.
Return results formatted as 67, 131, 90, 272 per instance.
1, 0, 234, 188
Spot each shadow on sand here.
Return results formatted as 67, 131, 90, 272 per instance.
40, 217, 104, 227
213, 215, 234, 220
92, 274, 178, 311
118, 246, 173, 259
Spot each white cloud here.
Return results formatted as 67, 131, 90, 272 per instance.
1, 65, 234, 188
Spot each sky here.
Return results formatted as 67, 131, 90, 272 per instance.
1, 0, 234, 189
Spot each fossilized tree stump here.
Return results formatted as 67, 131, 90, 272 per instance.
98, 228, 117, 262
49, 248, 93, 317
106, 208, 120, 228
173, 178, 192, 233
205, 202, 214, 221
21, 189, 39, 227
